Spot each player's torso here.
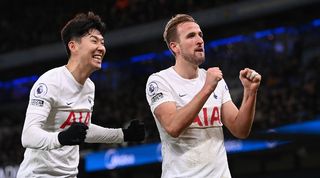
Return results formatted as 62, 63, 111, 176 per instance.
159, 67, 223, 128
49, 84, 94, 130
157, 68, 231, 178
50, 71, 94, 131
18, 66, 93, 177
30, 66, 95, 131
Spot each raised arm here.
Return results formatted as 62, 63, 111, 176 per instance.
222, 68, 261, 139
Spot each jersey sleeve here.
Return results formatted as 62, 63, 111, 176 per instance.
26, 76, 59, 116
21, 113, 61, 150
145, 74, 175, 113
85, 124, 124, 143
21, 73, 62, 150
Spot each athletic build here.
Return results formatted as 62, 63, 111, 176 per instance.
146, 14, 261, 178
17, 12, 145, 177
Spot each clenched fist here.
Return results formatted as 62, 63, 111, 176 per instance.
205, 67, 223, 92
58, 122, 88, 146
239, 68, 261, 91
122, 120, 145, 142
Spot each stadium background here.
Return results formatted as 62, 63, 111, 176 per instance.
0, 0, 319, 177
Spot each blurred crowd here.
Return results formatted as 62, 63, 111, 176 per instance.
0, 0, 241, 53
205, 30, 320, 130
0, 1, 319, 172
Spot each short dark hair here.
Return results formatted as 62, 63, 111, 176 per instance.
163, 14, 196, 55
61, 11, 106, 56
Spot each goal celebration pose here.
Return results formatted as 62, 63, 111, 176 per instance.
17, 12, 145, 177
146, 14, 261, 178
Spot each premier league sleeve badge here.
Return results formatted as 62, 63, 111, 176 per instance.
34, 83, 48, 98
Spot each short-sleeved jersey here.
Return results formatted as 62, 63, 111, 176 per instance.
146, 67, 232, 178
17, 66, 94, 177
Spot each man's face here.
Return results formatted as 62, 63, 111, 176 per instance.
175, 22, 205, 65
76, 29, 106, 71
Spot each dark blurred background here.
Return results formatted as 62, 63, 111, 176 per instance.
0, 0, 320, 178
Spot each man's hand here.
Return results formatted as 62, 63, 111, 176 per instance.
122, 120, 145, 142
205, 67, 223, 92
239, 68, 262, 92
58, 122, 88, 145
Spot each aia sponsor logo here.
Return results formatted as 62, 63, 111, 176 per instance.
193, 106, 221, 126
60, 111, 91, 129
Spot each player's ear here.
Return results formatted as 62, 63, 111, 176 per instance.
68, 40, 78, 54
170, 42, 179, 55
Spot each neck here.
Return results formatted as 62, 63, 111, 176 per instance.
174, 57, 198, 79
66, 58, 91, 85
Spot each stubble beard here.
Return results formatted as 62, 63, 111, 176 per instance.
182, 52, 205, 66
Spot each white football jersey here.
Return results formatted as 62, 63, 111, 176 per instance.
17, 66, 95, 178
146, 67, 232, 178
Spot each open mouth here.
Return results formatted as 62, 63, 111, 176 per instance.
195, 48, 204, 53
92, 54, 103, 63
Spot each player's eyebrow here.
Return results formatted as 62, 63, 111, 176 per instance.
186, 31, 203, 38
89, 35, 104, 42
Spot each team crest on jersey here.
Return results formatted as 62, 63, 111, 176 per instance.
34, 83, 48, 98
225, 84, 229, 91
147, 81, 158, 96
88, 97, 94, 111
88, 97, 93, 105
213, 93, 218, 99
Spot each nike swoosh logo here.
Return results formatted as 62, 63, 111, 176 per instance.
179, 94, 187, 97
66, 102, 73, 105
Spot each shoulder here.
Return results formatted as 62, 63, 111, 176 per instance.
217, 79, 229, 92
146, 67, 173, 94
146, 67, 173, 88
37, 66, 64, 83
31, 66, 64, 95
197, 68, 207, 78
199, 68, 207, 73
86, 78, 95, 90
147, 67, 173, 81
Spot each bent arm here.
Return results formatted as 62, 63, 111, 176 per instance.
85, 123, 124, 143
21, 113, 61, 150
154, 85, 213, 137
222, 89, 257, 139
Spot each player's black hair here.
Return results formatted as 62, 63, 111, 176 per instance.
61, 11, 106, 56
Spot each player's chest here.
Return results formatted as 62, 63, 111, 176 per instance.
172, 81, 222, 108
55, 87, 94, 111
53, 89, 94, 128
